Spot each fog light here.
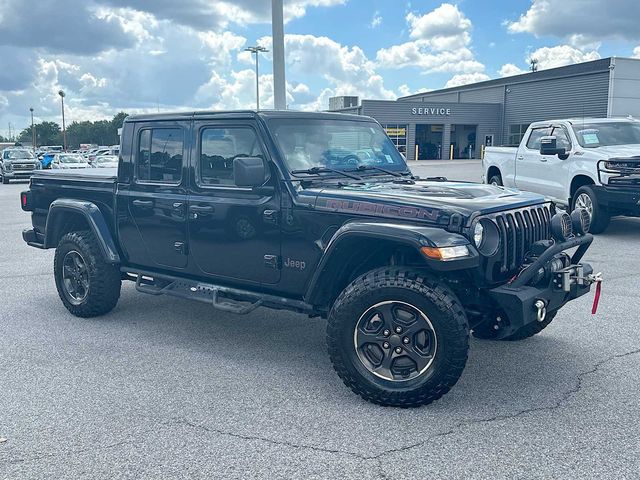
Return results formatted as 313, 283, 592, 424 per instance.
570, 208, 591, 235
550, 212, 572, 242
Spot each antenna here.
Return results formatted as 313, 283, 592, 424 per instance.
529, 58, 538, 73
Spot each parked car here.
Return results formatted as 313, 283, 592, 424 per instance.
0, 147, 41, 184
50, 153, 90, 170
90, 155, 119, 168
20, 110, 600, 407
483, 117, 640, 233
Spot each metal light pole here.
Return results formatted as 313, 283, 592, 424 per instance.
245, 46, 269, 110
58, 90, 67, 150
29, 107, 35, 152
272, 0, 286, 110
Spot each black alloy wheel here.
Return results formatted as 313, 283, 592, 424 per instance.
354, 301, 437, 382
61, 250, 90, 305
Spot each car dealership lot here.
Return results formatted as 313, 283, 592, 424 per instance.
1, 166, 639, 479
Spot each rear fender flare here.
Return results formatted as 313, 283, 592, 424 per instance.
44, 199, 120, 263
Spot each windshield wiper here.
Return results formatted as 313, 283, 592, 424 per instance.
291, 166, 362, 181
350, 165, 407, 177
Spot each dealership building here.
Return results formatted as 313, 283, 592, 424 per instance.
330, 57, 640, 161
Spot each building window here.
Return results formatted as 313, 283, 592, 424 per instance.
508, 124, 530, 146
382, 124, 408, 153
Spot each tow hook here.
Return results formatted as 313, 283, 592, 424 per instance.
534, 300, 547, 322
587, 272, 603, 314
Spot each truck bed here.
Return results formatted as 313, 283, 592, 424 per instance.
29, 169, 118, 237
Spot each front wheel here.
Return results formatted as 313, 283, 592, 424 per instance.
572, 185, 610, 234
327, 268, 469, 407
54, 230, 121, 317
1, 174, 8, 184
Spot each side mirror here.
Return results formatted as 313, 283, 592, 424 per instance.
540, 136, 567, 158
233, 157, 267, 187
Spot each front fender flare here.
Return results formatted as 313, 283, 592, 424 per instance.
304, 221, 477, 305
44, 198, 120, 263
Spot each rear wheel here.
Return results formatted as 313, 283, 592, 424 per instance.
327, 268, 469, 407
572, 185, 609, 234
54, 230, 121, 317
488, 174, 502, 186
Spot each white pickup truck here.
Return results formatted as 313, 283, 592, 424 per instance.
482, 117, 640, 233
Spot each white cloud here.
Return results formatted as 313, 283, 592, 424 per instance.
633, 46, 640, 59
370, 11, 382, 28
498, 63, 525, 77
376, 3, 485, 76
445, 73, 491, 88
528, 45, 601, 70
260, 34, 397, 102
407, 3, 471, 50
507, 0, 640, 43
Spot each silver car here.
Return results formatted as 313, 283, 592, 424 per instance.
50, 153, 90, 170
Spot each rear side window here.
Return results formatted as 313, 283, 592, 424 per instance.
199, 127, 265, 186
137, 128, 183, 184
526, 127, 552, 150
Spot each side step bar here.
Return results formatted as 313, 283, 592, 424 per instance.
126, 268, 315, 316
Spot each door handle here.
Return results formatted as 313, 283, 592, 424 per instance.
189, 205, 214, 214
540, 158, 548, 162
132, 199, 153, 209
517, 155, 524, 160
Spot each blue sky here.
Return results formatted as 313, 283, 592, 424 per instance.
1, 0, 640, 136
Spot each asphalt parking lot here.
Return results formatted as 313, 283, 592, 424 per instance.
1, 163, 639, 479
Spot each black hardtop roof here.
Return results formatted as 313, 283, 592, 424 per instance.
125, 109, 374, 123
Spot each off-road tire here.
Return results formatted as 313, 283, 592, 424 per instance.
54, 230, 121, 317
488, 174, 502, 186
572, 185, 610, 234
472, 311, 557, 341
327, 268, 469, 407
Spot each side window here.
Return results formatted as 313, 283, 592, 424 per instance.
136, 128, 183, 184
199, 127, 265, 186
552, 127, 572, 150
526, 127, 552, 150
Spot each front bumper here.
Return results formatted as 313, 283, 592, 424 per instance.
592, 185, 640, 216
2, 169, 37, 179
485, 234, 595, 339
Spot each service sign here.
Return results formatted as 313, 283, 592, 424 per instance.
411, 107, 452, 116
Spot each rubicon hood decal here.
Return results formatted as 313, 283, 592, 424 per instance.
316, 197, 441, 222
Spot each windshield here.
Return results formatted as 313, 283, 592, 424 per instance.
4, 149, 34, 160
269, 119, 408, 173
59, 154, 85, 163
572, 122, 640, 148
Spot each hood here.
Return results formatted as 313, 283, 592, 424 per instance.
582, 144, 640, 159
310, 179, 546, 224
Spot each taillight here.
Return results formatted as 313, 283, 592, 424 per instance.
20, 191, 32, 211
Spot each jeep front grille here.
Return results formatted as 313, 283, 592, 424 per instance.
488, 204, 552, 273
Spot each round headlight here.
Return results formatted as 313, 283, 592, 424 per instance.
550, 212, 573, 242
570, 208, 590, 235
473, 222, 484, 247
472, 219, 500, 256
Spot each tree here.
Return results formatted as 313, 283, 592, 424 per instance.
18, 121, 61, 146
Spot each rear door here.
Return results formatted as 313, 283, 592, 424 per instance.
515, 126, 554, 196
186, 120, 281, 285
124, 121, 189, 269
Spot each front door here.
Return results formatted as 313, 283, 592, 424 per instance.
515, 126, 556, 197
124, 122, 189, 269
187, 121, 280, 285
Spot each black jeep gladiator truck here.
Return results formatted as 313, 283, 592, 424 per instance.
20, 110, 600, 407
